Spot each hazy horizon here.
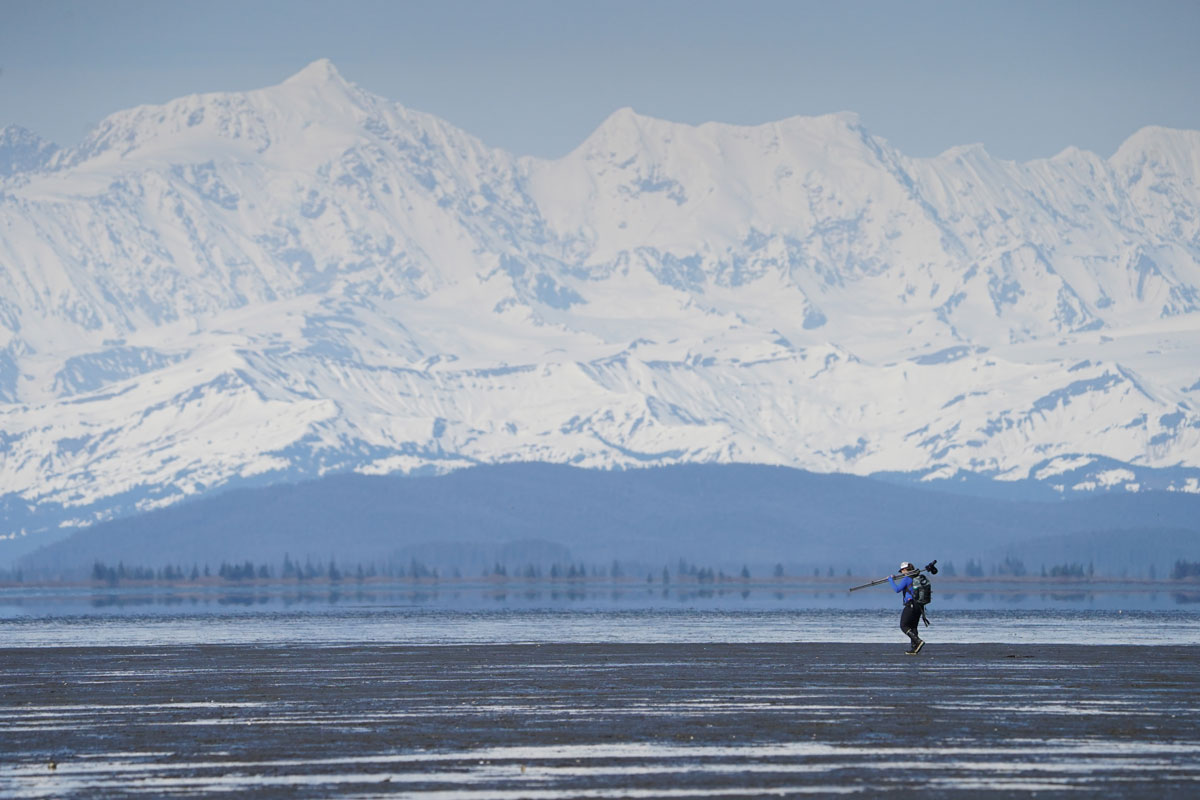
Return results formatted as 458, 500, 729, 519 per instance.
3, 1, 1199, 161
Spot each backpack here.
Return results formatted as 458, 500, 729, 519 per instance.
912, 573, 932, 605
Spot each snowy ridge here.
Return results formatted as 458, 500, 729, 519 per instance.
2, 60, 1199, 552
0, 125, 59, 178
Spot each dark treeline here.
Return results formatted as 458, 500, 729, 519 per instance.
1171, 560, 1200, 580
90, 556, 386, 586
15, 556, 1200, 587
962, 558, 1100, 579
84, 556, 768, 587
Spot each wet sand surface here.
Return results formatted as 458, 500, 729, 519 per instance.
2, 643, 1198, 798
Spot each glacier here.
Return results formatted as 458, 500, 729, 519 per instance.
2, 59, 1199, 555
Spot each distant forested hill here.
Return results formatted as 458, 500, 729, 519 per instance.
16, 463, 1200, 578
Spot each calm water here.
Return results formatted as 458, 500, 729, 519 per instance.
3, 582, 1199, 647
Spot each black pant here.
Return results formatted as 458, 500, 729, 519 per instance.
900, 602, 923, 645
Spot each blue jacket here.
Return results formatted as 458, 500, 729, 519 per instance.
888, 575, 914, 604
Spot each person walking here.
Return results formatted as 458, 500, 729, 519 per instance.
888, 561, 929, 654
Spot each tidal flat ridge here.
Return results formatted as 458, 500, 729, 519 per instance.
2, 643, 1198, 798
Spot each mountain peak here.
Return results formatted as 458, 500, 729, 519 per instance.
935, 142, 991, 160
794, 110, 862, 130
592, 106, 660, 134
569, 106, 675, 159
1110, 125, 1200, 180
281, 58, 349, 89
269, 58, 368, 111
57, 59, 376, 168
1, 124, 48, 145
261, 58, 383, 132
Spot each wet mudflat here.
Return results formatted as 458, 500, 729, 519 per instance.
2, 643, 1198, 798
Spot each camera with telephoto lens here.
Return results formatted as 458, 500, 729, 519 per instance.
923, 560, 938, 575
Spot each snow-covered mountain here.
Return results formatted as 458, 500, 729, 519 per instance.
2, 59, 1199, 554
0, 125, 58, 179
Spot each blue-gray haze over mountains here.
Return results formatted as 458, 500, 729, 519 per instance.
2, 61, 1199, 565
16, 464, 1200, 578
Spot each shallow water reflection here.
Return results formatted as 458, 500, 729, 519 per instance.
1, 580, 1195, 617
4, 581, 1200, 648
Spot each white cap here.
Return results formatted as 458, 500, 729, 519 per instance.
899, 562, 915, 571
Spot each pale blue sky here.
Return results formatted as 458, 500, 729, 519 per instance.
2, 0, 1198, 161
